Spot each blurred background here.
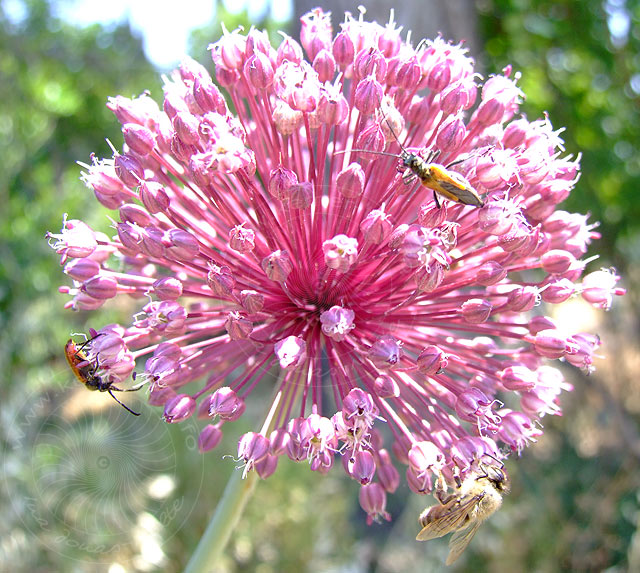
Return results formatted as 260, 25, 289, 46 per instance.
1, 0, 639, 571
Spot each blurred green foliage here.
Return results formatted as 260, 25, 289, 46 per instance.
478, 0, 640, 269
0, 0, 161, 374
1, 0, 639, 571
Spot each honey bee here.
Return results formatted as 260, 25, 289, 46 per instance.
416, 459, 510, 565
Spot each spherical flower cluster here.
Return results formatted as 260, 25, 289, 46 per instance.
48, 9, 624, 524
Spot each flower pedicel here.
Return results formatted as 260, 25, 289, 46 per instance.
48, 8, 624, 528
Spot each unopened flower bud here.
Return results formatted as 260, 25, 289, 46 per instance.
164, 394, 196, 423
336, 162, 365, 199
208, 387, 245, 421
369, 335, 402, 370
225, 311, 253, 340
262, 250, 293, 282
417, 345, 448, 376
122, 123, 156, 155
198, 424, 223, 452
461, 298, 492, 323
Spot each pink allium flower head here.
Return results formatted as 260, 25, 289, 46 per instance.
49, 9, 624, 525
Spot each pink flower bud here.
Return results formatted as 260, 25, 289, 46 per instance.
317, 88, 348, 125
239, 290, 264, 314
541, 279, 575, 303
425, 60, 451, 92
417, 345, 448, 376
192, 76, 227, 114
505, 286, 540, 312
354, 76, 383, 115
225, 311, 253, 340
208, 387, 246, 421
152, 277, 183, 300
244, 52, 274, 89
359, 482, 391, 525
229, 224, 255, 253
269, 166, 298, 200
139, 181, 170, 213
164, 229, 200, 261
122, 123, 156, 155
360, 207, 392, 244
541, 249, 575, 274
269, 428, 290, 456
477, 200, 518, 236
374, 375, 400, 398
376, 449, 400, 493
312, 49, 336, 82
476, 261, 508, 286
277, 34, 303, 65
114, 153, 144, 188
262, 250, 293, 282
395, 56, 422, 90
461, 298, 492, 323
500, 365, 537, 391
139, 225, 165, 258
290, 182, 313, 209
435, 114, 467, 152
198, 424, 223, 453
336, 163, 365, 199
369, 335, 402, 370
163, 394, 196, 423
213, 28, 246, 71
255, 454, 279, 479
354, 48, 387, 82
528, 315, 557, 334
119, 203, 152, 227
533, 329, 570, 359
332, 31, 354, 68
207, 264, 236, 296
64, 258, 100, 281
354, 123, 386, 160
83, 275, 118, 299
349, 450, 376, 485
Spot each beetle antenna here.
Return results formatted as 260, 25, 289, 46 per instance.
375, 92, 407, 151
108, 389, 141, 416
76, 331, 105, 353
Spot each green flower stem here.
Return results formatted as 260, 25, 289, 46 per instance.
184, 468, 258, 573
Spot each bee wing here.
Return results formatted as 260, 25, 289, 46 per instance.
416, 494, 481, 541
445, 520, 482, 565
